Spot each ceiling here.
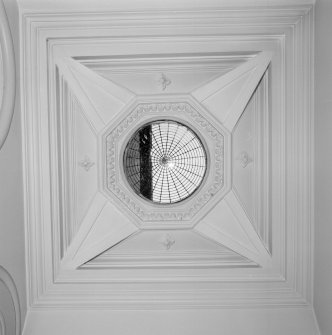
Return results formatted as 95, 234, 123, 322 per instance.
17, 0, 316, 333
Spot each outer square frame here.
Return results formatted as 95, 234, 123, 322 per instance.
20, 2, 314, 309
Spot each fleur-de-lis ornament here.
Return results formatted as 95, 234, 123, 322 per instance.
159, 233, 175, 250
78, 155, 95, 171
157, 73, 172, 91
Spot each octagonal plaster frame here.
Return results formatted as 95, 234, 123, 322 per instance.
103, 98, 230, 228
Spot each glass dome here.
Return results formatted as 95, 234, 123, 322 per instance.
123, 120, 207, 204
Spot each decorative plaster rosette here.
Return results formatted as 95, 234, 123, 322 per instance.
104, 101, 226, 224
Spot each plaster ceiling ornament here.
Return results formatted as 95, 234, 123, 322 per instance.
103, 100, 227, 227
21, 3, 314, 312
236, 151, 253, 168
58, 51, 271, 269
78, 155, 95, 171
157, 73, 172, 91
159, 233, 176, 250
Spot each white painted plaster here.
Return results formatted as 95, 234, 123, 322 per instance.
314, 1, 332, 334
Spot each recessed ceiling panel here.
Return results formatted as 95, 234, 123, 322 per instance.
232, 71, 271, 252
21, 4, 314, 312
85, 230, 255, 269
56, 50, 271, 270
81, 54, 249, 95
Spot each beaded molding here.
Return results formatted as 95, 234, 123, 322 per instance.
105, 102, 224, 222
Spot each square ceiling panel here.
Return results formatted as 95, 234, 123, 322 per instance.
21, 4, 314, 310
